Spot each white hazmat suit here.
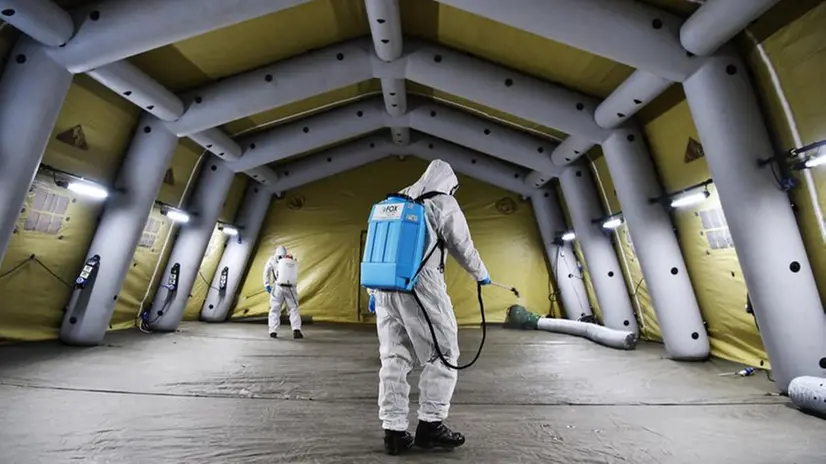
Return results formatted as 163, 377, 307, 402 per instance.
263, 245, 302, 336
371, 159, 489, 432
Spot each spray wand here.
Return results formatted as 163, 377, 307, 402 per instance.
490, 280, 520, 298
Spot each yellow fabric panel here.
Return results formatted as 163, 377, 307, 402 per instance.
182, 227, 228, 321
233, 157, 550, 324
399, 0, 632, 99
43, 75, 140, 183
407, 82, 566, 141
220, 175, 247, 224
130, 0, 369, 92
109, 206, 174, 330
0, 175, 101, 341
224, 81, 383, 136
636, 94, 767, 366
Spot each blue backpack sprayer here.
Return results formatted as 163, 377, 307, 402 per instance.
360, 192, 518, 370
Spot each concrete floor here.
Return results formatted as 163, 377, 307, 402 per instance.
0, 321, 823, 463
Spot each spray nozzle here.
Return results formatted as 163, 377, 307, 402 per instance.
490, 281, 520, 299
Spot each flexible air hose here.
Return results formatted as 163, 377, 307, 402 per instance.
789, 376, 826, 417
536, 317, 637, 350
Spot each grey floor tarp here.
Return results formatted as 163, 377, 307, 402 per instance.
0, 322, 823, 463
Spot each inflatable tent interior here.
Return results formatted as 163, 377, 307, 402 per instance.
0, 0, 825, 461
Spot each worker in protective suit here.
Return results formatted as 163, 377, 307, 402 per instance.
369, 159, 491, 455
263, 245, 304, 339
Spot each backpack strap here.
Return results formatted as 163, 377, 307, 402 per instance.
414, 191, 445, 203
413, 191, 447, 273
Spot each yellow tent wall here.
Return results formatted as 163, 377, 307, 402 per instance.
233, 157, 552, 324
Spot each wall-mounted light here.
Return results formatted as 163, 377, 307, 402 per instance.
602, 217, 623, 230
669, 190, 710, 208
157, 203, 190, 223
66, 180, 109, 199
41, 164, 110, 200
757, 139, 826, 191
802, 150, 826, 169
649, 178, 713, 210
591, 212, 624, 231
165, 209, 190, 223
220, 225, 239, 236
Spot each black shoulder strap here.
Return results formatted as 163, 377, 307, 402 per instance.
413, 191, 447, 273
414, 191, 445, 203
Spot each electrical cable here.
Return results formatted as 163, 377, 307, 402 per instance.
631, 277, 645, 297
0, 258, 30, 281
0, 255, 71, 287
198, 270, 220, 291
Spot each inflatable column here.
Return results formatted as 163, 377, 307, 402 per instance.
530, 188, 592, 320
559, 165, 638, 334
602, 125, 709, 360
201, 183, 272, 322
684, 48, 826, 391
0, 37, 72, 265
147, 157, 235, 332
60, 115, 178, 345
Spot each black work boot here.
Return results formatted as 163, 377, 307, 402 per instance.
384, 430, 414, 455
414, 421, 465, 450
269, 332, 277, 338
293, 330, 304, 339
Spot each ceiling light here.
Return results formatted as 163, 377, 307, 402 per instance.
221, 225, 239, 236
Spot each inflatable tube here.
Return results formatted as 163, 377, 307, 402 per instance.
789, 376, 826, 417
536, 317, 637, 350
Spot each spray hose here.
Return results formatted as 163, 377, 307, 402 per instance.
412, 282, 486, 370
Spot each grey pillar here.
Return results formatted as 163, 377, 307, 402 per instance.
60, 115, 179, 345
530, 188, 592, 320
602, 125, 709, 360
0, 37, 72, 265
201, 182, 271, 322
147, 157, 235, 332
559, 165, 638, 334
684, 48, 826, 391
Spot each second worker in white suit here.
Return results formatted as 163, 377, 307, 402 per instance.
263, 245, 304, 339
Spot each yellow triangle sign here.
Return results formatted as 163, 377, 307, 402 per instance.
56, 125, 89, 150
163, 168, 175, 186
684, 137, 705, 163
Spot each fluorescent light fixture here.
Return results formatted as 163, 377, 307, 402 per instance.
804, 154, 826, 169
560, 231, 576, 242
670, 190, 710, 208
602, 217, 623, 229
221, 225, 239, 236
166, 209, 190, 223
66, 180, 108, 199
